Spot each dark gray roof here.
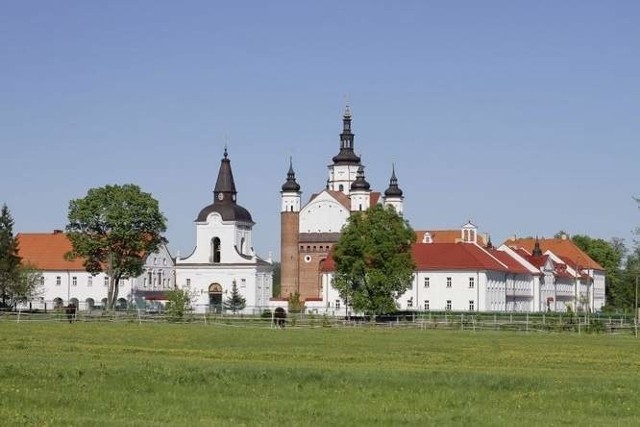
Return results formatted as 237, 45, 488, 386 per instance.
196, 203, 253, 223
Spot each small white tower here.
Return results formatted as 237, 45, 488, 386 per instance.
349, 166, 371, 212
281, 157, 302, 213
383, 164, 404, 215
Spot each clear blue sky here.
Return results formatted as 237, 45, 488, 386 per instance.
2, 0, 639, 260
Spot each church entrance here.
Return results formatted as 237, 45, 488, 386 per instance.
208, 283, 223, 313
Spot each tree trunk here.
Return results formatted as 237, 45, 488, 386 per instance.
106, 276, 120, 311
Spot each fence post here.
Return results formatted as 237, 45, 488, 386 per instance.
526, 313, 528, 333
461, 313, 464, 331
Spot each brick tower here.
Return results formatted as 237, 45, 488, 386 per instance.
280, 158, 301, 298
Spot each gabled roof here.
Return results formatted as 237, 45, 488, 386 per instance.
488, 250, 532, 274
17, 231, 85, 271
321, 242, 509, 272
505, 238, 603, 270
415, 230, 487, 245
308, 190, 351, 210
306, 190, 382, 212
412, 243, 508, 271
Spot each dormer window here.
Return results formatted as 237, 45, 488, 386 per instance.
422, 233, 433, 244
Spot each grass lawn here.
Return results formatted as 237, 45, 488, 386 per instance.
1, 321, 639, 426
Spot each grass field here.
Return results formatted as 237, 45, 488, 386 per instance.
1, 321, 639, 426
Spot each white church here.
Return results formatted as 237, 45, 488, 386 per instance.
174, 148, 273, 313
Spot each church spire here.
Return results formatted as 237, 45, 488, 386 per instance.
332, 103, 361, 165
213, 147, 237, 204
532, 236, 543, 256
281, 157, 301, 192
384, 164, 403, 197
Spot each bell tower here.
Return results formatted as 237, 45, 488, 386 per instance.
280, 158, 301, 298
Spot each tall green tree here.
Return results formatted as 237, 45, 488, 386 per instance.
66, 184, 167, 311
0, 204, 22, 308
571, 234, 627, 310
333, 204, 416, 316
223, 281, 246, 313
272, 261, 281, 298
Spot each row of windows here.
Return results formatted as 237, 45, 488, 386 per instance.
300, 245, 331, 253
423, 277, 475, 289
55, 276, 109, 286
418, 300, 474, 311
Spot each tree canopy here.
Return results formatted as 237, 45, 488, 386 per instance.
332, 204, 416, 316
65, 184, 167, 310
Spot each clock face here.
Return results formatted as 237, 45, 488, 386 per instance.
217, 193, 224, 201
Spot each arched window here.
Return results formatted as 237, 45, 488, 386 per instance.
240, 237, 246, 254
211, 237, 221, 263
339, 184, 344, 192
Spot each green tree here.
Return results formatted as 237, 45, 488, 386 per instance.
272, 261, 281, 298
223, 281, 246, 313
65, 184, 167, 311
165, 288, 195, 322
0, 204, 22, 308
287, 291, 304, 314
571, 234, 626, 310
332, 204, 416, 316
13, 264, 44, 306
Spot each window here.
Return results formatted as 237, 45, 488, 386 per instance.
469, 300, 475, 311
104, 276, 109, 287
72, 276, 77, 286
143, 277, 147, 288
56, 276, 61, 286
157, 272, 162, 287
154, 257, 157, 265
407, 297, 413, 308
40, 276, 45, 286
335, 300, 341, 310
186, 278, 191, 287
424, 277, 430, 288
446, 300, 452, 311
469, 277, 475, 289
241, 278, 246, 288
424, 300, 430, 311
446, 277, 452, 288
212, 237, 221, 263
88, 277, 93, 287
147, 272, 152, 286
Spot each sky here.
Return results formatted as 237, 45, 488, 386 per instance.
2, 0, 639, 261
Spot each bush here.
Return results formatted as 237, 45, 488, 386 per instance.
260, 309, 272, 321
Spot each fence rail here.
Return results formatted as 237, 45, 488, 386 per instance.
1, 308, 639, 336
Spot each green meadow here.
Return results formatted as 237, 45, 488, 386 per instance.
1, 321, 639, 426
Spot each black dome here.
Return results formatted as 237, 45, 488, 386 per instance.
281, 180, 301, 192
196, 203, 253, 223
350, 166, 371, 191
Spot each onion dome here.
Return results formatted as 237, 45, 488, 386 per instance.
350, 166, 371, 191
281, 157, 301, 192
384, 165, 403, 197
196, 148, 253, 223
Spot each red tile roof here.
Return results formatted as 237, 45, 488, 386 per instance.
17, 232, 86, 271
505, 238, 603, 270
322, 243, 509, 272
489, 250, 532, 274
415, 229, 487, 245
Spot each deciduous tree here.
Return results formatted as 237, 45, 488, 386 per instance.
332, 204, 416, 316
65, 184, 167, 311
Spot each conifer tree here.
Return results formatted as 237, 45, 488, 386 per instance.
223, 281, 246, 313
0, 204, 22, 308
